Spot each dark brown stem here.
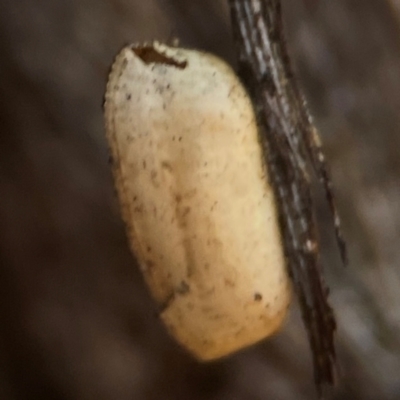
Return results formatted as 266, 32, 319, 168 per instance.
228, 0, 347, 397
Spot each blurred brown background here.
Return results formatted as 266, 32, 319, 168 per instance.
1, 1, 400, 399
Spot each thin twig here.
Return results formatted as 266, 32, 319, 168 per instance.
228, 0, 347, 397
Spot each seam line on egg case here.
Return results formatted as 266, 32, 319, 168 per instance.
105, 51, 151, 278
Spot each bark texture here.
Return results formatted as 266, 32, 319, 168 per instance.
1, 1, 400, 399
